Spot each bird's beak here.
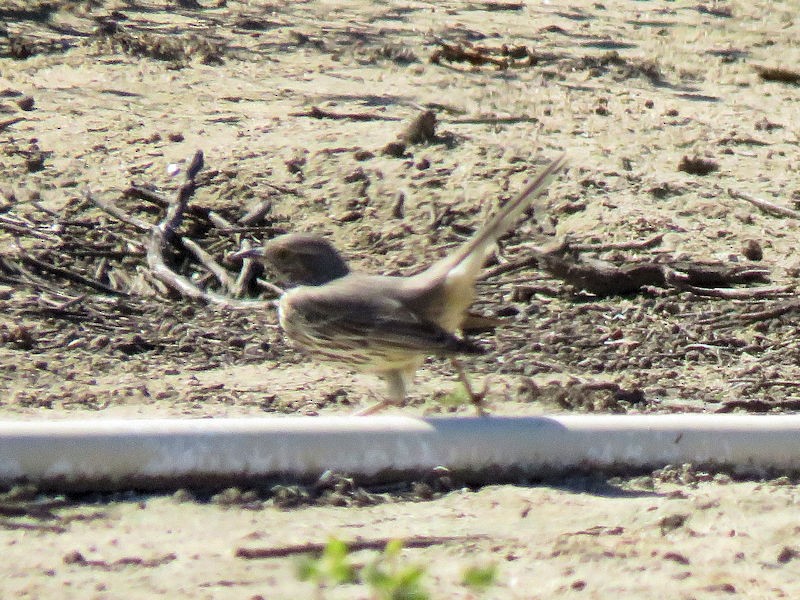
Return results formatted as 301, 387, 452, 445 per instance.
231, 247, 265, 260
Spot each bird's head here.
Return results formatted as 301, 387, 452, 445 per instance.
234, 233, 350, 287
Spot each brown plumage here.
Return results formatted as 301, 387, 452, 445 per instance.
239, 154, 566, 413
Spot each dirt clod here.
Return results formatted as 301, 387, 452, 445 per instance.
15, 95, 34, 111
678, 155, 718, 175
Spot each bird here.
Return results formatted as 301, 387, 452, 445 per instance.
237, 154, 566, 414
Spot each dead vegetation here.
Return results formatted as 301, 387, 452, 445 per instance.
754, 65, 800, 85
1, 0, 800, 423
3, 142, 799, 416
91, 19, 226, 65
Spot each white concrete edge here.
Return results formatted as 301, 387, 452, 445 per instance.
1, 414, 798, 489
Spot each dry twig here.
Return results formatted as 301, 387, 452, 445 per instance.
290, 106, 400, 122
85, 190, 151, 231
181, 237, 235, 291
716, 398, 800, 413
447, 115, 540, 125
82, 151, 278, 307
235, 534, 487, 559
239, 199, 272, 226
666, 278, 793, 300
232, 238, 257, 297
728, 188, 800, 219
569, 233, 664, 252
717, 300, 800, 324
0, 519, 66, 533
481, 239, 778, 299
144, 150, 270, 309
18, 251, 126, 296
0, 116, 24, 132
754, 65, 800, 84
0, 215, 59, 241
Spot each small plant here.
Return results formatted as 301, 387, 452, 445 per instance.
296, 538, 357, 597
296, 538, 429, 599
436, 385, 472, 409
462, 563, 498, 593
295, 538, 498, 599
362, 539, 429, 600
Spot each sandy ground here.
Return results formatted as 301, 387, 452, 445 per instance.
2, 0, 800, 597
5, 477, 800, 599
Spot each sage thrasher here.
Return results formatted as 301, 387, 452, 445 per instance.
238, 154, 566, 414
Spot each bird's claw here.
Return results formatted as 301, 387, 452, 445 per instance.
353, 400, 390, 416
469, 377, 491, 417
354, 387, 394, 416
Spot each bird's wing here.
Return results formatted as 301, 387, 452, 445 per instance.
285, 283, 482, 356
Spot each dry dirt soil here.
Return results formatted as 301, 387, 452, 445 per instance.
2, 0, 800, 598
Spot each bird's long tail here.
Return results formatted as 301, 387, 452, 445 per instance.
437, 153, 567, 279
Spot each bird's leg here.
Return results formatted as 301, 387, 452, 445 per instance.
450, 358, 489, 416
353, 393, 389, 416
353, 370, 406, 416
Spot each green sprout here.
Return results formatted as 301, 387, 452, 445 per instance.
462, 563, 498, 592
362, 539, 429, 600
296, 538, 358, 595
437, 385, 472, 408
295, 537, 498, 599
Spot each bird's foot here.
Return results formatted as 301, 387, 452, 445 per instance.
463, 377, 490, 417
353, 399, 390, 416
450, 358, 490, 417
353, 387, 394, 416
